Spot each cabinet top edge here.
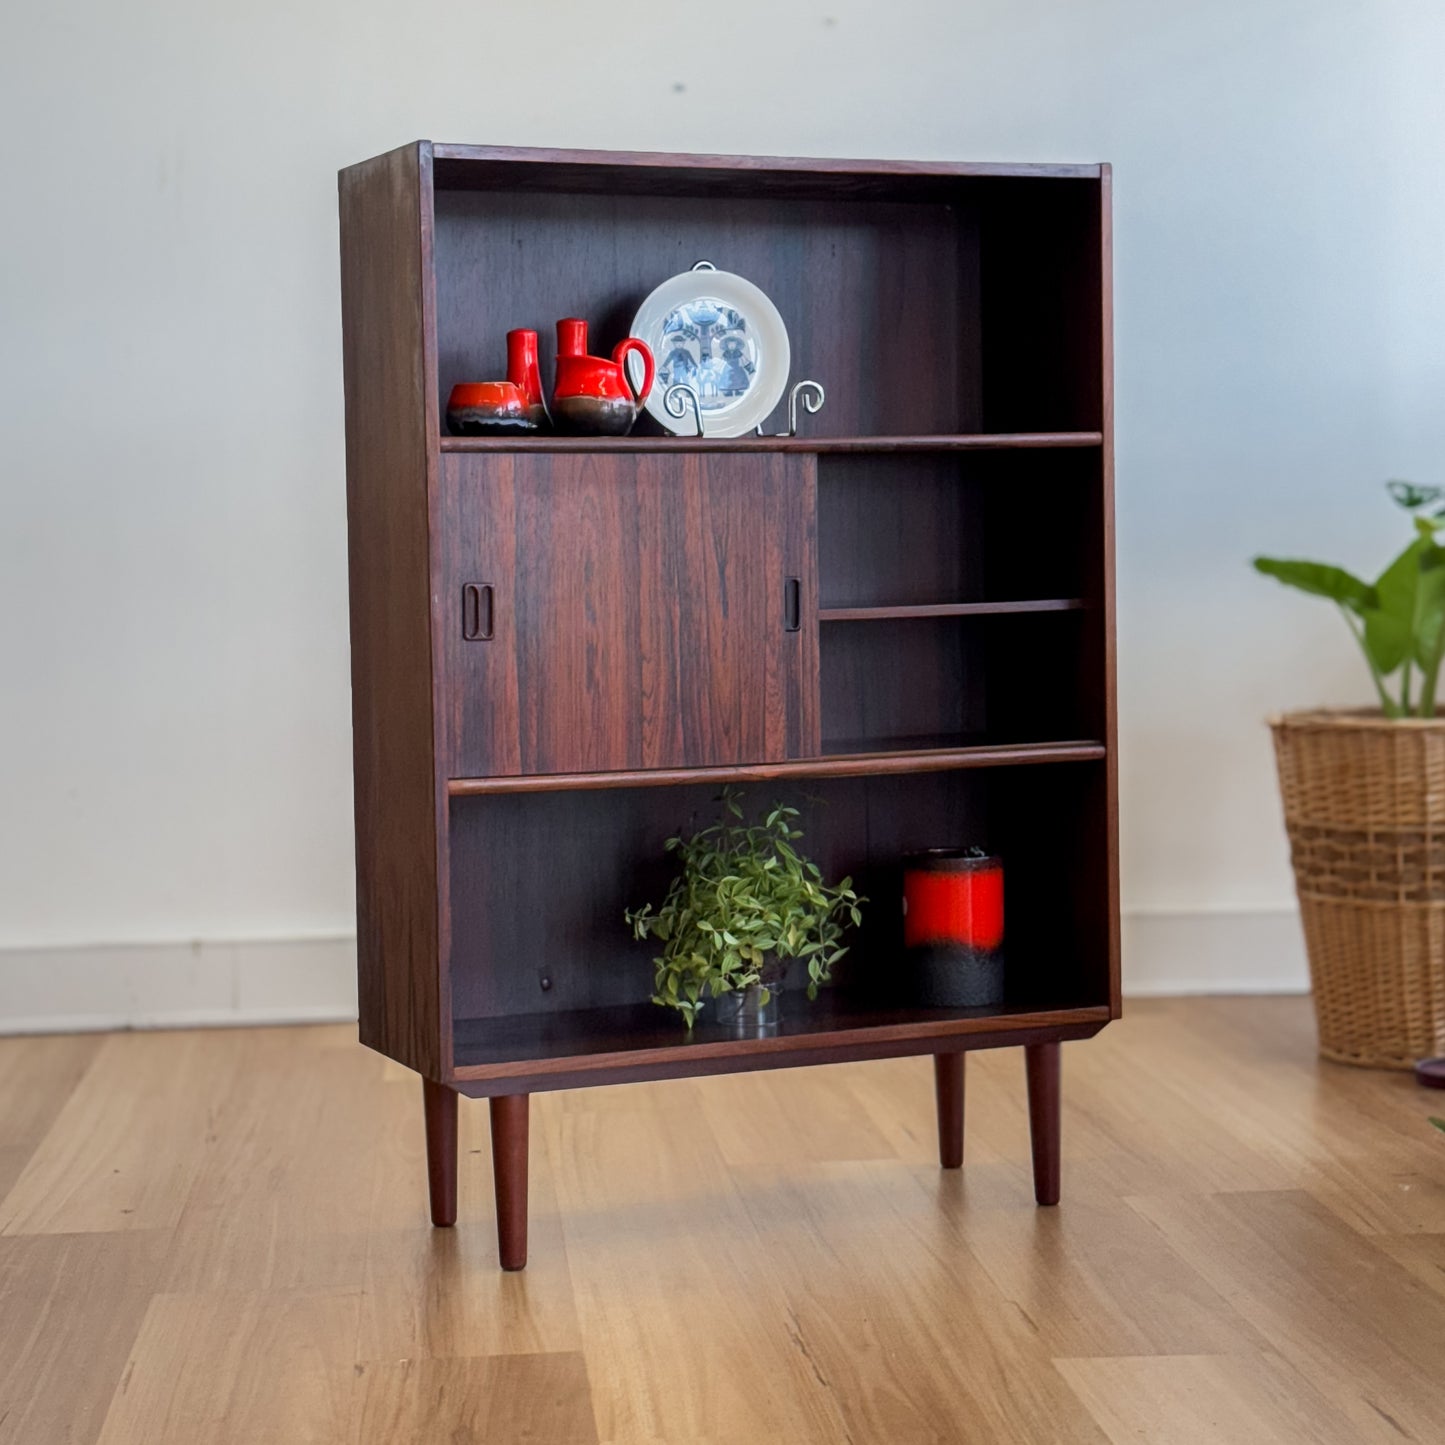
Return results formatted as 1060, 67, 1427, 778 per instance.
338, 142, 1106, 186
428, 143, 1104, 179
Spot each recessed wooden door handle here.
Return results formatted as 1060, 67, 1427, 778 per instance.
462, 583, 494, 641
784, 576, 801, 632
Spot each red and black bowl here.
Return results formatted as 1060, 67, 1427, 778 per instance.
446, 381, 543, 437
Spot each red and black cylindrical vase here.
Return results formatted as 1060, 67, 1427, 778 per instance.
903, 849, 1005, 1007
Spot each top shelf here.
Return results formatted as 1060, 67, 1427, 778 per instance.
438, 431, 1103, 455
429, 143, 1105, 201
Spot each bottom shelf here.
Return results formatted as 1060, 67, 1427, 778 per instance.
444, 762, 1116, 1092
450, 996, 1111, 1088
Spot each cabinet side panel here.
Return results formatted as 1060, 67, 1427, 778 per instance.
340, 144, 441, 1076
1099, 166, 1120, 1015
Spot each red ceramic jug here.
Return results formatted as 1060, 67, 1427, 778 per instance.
552, 318, 655, 435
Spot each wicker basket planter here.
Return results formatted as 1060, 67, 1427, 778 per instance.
1271, 709, 1445, 1068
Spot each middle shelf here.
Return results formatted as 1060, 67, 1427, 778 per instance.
818, 599, 1083, 622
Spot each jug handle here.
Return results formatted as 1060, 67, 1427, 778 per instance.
612, 338, 655, 405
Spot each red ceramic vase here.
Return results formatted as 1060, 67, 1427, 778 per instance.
505, 328, 548, 428
902, 849, 1005, 1007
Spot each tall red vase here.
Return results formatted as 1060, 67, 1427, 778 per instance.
505, 328, 548, 427
903, 849, 1005, 1007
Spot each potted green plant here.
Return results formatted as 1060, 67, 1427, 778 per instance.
625, 789, 864, 1033
1254, 481, 1445, 1068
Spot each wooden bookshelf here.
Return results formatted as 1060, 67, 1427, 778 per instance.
339, 142, 1117, 1269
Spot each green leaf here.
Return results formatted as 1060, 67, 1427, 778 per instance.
1375, 535, 1445, 676
1362, 605, 1412, 676
1387, 480, 1443, 512
1252, 557, 1377, 615
1431, 1117, 1445, 1133
1415, 548, 1445, 697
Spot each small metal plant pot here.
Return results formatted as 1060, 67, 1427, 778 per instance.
712, 959, 786, 1037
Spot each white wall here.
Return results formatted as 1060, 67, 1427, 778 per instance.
2, 0, 1443, 1023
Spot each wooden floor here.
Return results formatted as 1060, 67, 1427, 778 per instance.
1, 997, 1443, 1443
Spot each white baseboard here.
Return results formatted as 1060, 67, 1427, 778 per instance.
1122, 907, 1309, 996
0, 936, 358, 1034
0, 908, 1309, 1035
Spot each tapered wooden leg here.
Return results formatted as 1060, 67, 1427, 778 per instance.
933, 1052, 965, 1169
1025, 1041, 1061, 1206
490, 1093, 530, 1271
422, 1078, 458, 1227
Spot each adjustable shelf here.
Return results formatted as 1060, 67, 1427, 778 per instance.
340, 141, 1117, 1270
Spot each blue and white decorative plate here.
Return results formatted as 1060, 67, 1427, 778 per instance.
629, 263, 790, 437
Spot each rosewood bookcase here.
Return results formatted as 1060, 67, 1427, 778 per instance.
339, 142, 1118, 1270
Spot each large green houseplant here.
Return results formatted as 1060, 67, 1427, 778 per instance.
625, 789, 864, 1030
1254, 482, 1445, 715
1254, 481, 1445, 1068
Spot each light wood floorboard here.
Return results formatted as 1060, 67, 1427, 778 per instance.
0, 998, 1441, 1443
